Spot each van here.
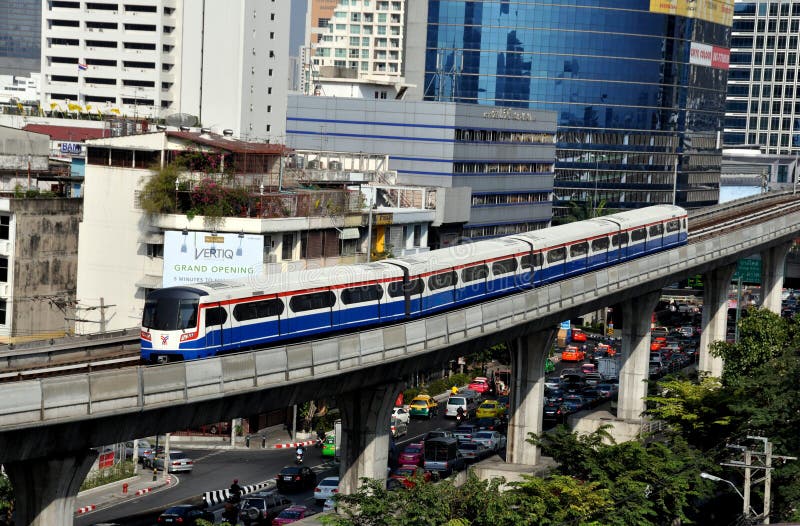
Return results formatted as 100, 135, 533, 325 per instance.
445, 393, 478, 418
423, 437, 465, 477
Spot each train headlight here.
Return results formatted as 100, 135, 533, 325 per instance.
180, 331, 198, 342
140, 330, 151, 341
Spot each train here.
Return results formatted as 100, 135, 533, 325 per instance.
141, 205, 688, 363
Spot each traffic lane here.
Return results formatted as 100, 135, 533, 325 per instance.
76, 447, 331, 526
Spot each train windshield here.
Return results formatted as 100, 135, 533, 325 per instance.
142, 298, 199, 331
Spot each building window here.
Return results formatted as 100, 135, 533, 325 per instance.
0, 257, 7, 282
0, 299, 6, 325
0, 216, 9, 240
282, 233, 294, 260
146, 243, 163, 258
413, 225, 421, 247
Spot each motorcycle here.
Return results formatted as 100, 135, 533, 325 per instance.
456, 410, 465, 423
295, 451, 304, 465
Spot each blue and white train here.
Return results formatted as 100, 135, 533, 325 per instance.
141, 205, 688, 363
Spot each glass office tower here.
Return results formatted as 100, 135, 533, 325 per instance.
0, 0, 41, 76
417, 1, 732, 213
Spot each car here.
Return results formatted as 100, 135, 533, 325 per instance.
390, 417, 408, 438
468, 377, 491, 394
392, 407, 410, 425
560, 367, 580, 379
580, 363, 597, 375
562, 345, 586, 362
422, 429, 454, 442
445, 394, 478, 418
239, 491, 293, 525
141, 445, 165, 468
572, 329, 587, 342
473, 417, 505, 432
583, 372, 603, 386
581, 388, 602, 408
475, 399, 505, 418
563, 395, 587, 412
472, 431, 506, 451
596, 382, 619, 400
124, 439, 152, 461
543, 401, 569, 423
496, 395, 510, 410
457, 440, 490, 462
275, 466, 316, 493
398, 443, 424, 466
313, 476, 339, 505
544, 376, 561, 390
453, 424, 480, 442
408, 395, 439, 419
156, 504, 214, 525
272, 505, 311, 525
389, 465, 432, 489
321, 435, 336, 458
545, 387, 565, 404
153, 451, 194, 473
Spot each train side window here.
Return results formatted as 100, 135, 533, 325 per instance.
547, 247, 566, 263
520, 253, 544, 269
631, 228, 647, 242
428, 270, 457, 291
233, 299, 284, 321
492, 258, 518, 275
611, 232, 629, 246
648, 224, 664, 236
289, 291, 336, 312
341, 284, 384, 304
205, 306, 228, 326
683, 218, 687, 229
569, 242, 589, 258
388, 278, 425, 297
666, 220, 680, 233
591, 237, 609, 251
462, 264, 489, 282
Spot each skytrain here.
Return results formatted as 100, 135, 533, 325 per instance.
141, 205, 688, 363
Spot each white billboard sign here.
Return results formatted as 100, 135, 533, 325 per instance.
162, 230, 264, 286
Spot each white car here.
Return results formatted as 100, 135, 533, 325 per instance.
392, 407, 410, 425
314, 476, 339, 505
472, 431, 507, 451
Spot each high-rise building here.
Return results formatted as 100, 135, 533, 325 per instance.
405, 0, 733, 214
724, 2, 800, 155
0, 0, 41, 76
40, 0, 289, 141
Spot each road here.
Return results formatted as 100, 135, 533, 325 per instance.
78, 408, 465, 526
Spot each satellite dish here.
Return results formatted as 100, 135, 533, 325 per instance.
164, 113, 198, 127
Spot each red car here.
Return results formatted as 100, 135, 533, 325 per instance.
572, 329, 587, 342
389, 465, 432, 489
468, 377, 490, 393
398, 442, 424, 466
272, 506, 310, 525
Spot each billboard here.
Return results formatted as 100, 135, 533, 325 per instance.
650, 0, 734, 27
162, 230, 264, 286
689, 42, 730, 70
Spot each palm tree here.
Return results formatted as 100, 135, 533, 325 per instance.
554, 199, 609, 225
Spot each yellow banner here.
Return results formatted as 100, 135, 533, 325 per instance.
650, 0, 734, 27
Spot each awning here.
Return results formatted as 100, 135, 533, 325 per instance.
137, 232, 164, 244
339, 227, 361, 240
135, 274, 162, 289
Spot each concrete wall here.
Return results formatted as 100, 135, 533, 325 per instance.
9, 198, 82, 342
0, 127, 49, 170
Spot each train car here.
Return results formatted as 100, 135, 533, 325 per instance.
141, 205, 688, 363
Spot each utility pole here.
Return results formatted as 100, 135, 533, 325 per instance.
719, 436, 797, 523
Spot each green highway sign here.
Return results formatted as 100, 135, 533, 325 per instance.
733, 258, 761, 284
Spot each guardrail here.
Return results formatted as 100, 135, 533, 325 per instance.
1, 209, 798, 430
688, 189, 794, 220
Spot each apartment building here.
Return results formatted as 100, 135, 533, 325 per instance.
0, 0, 41, 76
40, 0, 289, 141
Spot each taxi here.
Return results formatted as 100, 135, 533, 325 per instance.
561, 345, 586, 362
475, 399, 506, 418
408, 395, 438, 419
571, 328, 587, 342
321, 435, 336, 458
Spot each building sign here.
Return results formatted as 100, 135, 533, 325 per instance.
689, 42, 730, 70
482, 108, 535, 121
60, 142, 82, 155
733, 257, 761, 284
650, 0, 734, 27
162, 230, 264, 285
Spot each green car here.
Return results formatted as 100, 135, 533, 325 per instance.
544, 358, 555, 374
322, 435, 336, 457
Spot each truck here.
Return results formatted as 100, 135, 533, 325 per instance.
597, 356, 621, 380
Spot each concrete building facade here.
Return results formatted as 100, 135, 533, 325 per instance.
287, 94, 556, 243
40, 0, 289, 141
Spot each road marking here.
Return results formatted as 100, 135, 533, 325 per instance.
193, 450, 226, 462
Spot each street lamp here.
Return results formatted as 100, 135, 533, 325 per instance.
700, 472, 757, 518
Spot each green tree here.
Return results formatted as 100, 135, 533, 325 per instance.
554, 199, 609, 225
139, 162, 182, 215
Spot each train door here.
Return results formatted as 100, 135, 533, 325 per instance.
204, 302, 228, 356
613, 230, 629, 262
422, 269, 457, 313
647, 222, 665, 252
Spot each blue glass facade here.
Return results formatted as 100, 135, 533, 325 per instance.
0, 0, 40, 76
421, 1, 731, 211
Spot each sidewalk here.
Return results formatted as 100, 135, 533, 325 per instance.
74, 470, 173, 516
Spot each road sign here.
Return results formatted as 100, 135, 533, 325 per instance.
732, 257, 761, 284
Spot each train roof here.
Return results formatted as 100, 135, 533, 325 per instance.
389, 237, 531, 273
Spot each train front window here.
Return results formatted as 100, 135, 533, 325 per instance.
142, 298, 199, 330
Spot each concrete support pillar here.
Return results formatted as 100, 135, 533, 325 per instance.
617, 291, 661, 421
506, 329, 555, 466
761, 242, 792, 314
338, 381, 403, 495
5, 449, 98, 526
699, 264, 736, 377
